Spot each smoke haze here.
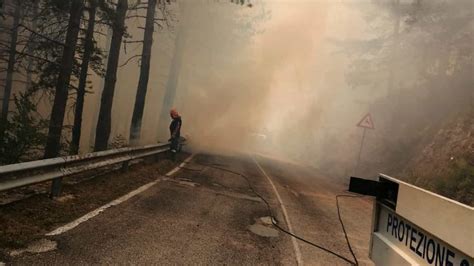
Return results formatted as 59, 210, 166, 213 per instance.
72, 0, 472, 183
172, 0, 473, 180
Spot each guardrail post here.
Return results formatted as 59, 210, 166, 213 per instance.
50, 178, 63, 198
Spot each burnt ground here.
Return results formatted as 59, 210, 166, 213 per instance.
0, 152, 188, 255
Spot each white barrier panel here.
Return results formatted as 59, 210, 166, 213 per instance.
369, 175, 473, 266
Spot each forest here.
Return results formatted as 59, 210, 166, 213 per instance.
0, 0, 472, 204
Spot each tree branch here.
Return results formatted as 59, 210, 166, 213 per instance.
119, 54, 141, 67
18, 23, 65, 47
15, 51, 61, 66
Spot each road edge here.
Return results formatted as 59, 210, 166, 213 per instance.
46, 154, 195, 236
252, 155, 303, 266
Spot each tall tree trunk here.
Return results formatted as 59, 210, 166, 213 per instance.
70, 0, 96, 155
129, 0, 157, 143
94, 0, 128, 151
25, 0, 40, 92
43, 0, 84, 159
1, 0, 20, 123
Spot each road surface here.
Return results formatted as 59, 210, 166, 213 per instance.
8, 153, 374, 265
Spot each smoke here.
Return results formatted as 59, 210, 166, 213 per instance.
167, 0, 473, 179
1, 0, 468, 188
173, 0, 365, 163
174, 0, 330, 153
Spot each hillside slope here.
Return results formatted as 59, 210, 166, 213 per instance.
401, 111, 473, 206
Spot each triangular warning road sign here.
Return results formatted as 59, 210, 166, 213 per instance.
357, 113, 375, 129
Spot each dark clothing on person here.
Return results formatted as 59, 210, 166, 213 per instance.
169, 116, 182, 139
169, 116, 182, 153
170, 137, 180, 154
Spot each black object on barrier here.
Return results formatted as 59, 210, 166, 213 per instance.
349, 176, 399, 210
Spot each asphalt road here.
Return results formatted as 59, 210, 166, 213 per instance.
8, 153, 374, 265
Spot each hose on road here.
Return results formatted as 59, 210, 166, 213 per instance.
336, 195, 364, 266
177, 160, 362, 266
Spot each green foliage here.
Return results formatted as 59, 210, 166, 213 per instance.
0, 93, 48, 165
28, 0, 106, 96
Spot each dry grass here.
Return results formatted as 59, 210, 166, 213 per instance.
402, 112, 473, 206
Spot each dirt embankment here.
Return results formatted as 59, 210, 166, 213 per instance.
401, 111, 473, 206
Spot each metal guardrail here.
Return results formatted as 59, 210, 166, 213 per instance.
0, 143, 171, 192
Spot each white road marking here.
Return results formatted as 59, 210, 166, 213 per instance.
167, 155, 195, 176
46, 154, 195, 236
252, 156, 303, 266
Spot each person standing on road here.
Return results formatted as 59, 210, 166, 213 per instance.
169, 108, 182, 160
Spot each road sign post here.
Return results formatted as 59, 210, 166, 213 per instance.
354, 113, 375, 176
